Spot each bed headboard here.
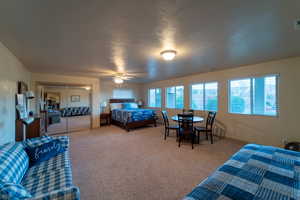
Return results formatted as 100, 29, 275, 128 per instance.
109, 98, 135, 103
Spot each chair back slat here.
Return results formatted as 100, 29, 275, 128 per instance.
161, 110, 170, 127
206, 111, 217, 130
182, 109, 194, 115
178, 114, 194, 133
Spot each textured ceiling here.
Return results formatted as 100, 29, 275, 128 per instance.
0, 0, 299, 83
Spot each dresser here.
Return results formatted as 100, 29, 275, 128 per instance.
15, 117, 41, 141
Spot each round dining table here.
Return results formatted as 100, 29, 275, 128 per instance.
171, 115, 204, 123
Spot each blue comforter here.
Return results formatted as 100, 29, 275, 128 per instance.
183, 144, 300, 200
111, 108, 156, 124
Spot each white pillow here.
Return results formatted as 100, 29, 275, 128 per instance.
110, 103, 123, 110
128, 103, 138, 109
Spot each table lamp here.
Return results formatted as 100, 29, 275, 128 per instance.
137, 100, 143, 108
101, 101, 108, 113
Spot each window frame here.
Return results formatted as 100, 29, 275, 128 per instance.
148, 88, 162, 108
228, 74, 279, 117
165, 85, 184, 109
189, 81, 219, 111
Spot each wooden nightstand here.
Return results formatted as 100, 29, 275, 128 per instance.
100, 113, 111, 126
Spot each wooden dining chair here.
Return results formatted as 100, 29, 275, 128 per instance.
177, 114, 196, 149
194, 111, 217, 144
182, 109, 194, 114
161, 111, 179, 140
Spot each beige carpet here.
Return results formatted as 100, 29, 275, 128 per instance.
69, 125, 245, 200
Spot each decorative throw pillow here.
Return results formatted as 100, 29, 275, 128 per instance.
23, 135, 53, 148
25, 139, 66, 166
0, 182, 32, 200
54, 136, 70, 149
123, 103, 138, 109
122, 103, 130, 109
110, 103, 123, 110
129, 103, 138, 109
24, 135, 69, 149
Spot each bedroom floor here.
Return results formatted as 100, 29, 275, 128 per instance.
69, 125, 245, 200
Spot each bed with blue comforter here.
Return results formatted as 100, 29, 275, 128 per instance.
112, 108, 155, 123
111, 108, 156, 131
183, 144, 300, 200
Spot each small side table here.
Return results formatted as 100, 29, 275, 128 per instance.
100, 113, 111, 126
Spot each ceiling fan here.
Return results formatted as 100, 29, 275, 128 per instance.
102, 71, 145, 83
110, 73, 132, 84
86, 70, 147, 84
71, 69, 147, 84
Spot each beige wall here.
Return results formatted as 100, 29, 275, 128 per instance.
100, 80, 142, 111
142, 57, 300, 147
31, 73, 100, 128
0, 42, 31, 145
45, 87, 91, 108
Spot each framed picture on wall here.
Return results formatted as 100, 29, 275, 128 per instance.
71, 95, 80, 102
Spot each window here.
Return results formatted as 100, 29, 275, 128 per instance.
190, 82, 218, 111
229, 75, 278, 116
148, 88, 161, 107
113, 89, 133, 98
166, 86, 184, 109
229, 79, 251, 114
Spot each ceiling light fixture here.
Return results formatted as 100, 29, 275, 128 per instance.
160, 50, 177, 61
114, 77, 124, 84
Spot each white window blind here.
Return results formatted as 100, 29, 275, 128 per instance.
229, 75, 278, 116
190, 82, 218, 111
148, 88, 161, 107
166, 86, 184, 109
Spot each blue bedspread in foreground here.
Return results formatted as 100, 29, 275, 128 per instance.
111, 108, 155, 124
183, 144, 300, 200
